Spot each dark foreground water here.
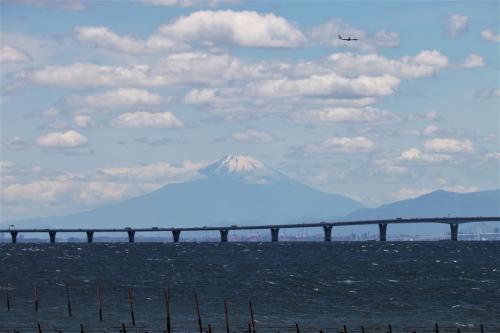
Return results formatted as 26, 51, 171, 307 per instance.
0, 242, 499, 332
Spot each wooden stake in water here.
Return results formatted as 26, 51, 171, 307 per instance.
163, 288, 171, 333
224, 299, 230, 333
128, 288, 136, 326
5, 283, 10, 311
295, 323, 300, 333
37, 323, 42, 333
34, 283, 39, 313
249, 302, 256, 333
65, 283, 72, 317
194, 293, 203, 333
97, 285, 103, 321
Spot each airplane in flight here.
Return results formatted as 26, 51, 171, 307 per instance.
338, 35, 358, 41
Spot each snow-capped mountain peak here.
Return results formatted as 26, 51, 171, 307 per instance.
200, 155, 285, 184
214, 155, 264, 174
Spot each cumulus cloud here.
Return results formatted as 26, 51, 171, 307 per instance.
111, 111, 184, 128
158, 10, 306, 47
424, 138, 474, 153
35, 130, 88, 148
303, 136, 375, 154
481, 29, 500, 42
214, 129, 276, 144
255, 73, 400, 99
400, 147, 452, 163
311, 19, 399, 52
460, 54, 485, 68
74, 26, 188, 54
475, 87, 500, 98
0, 44, 31, 63
289, 106, 400, 125
74, 115, 95, 128
446, 14, 469, 38
326, 51, 449, 79
66, 88, 163, 109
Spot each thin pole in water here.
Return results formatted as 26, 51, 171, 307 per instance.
65, 283, 72, 317
295, 323, 300, 333
5, 283, 10, 311
128, 288, 136, 326
164, 288, 172, 333
343, 325, 348, 333
34, 283, 38, 313
37, 323, 42, 333
224, 299, 230, 333
361, 326, 365, 333
97, 285, 103, 321
435, 323, 439, 333
480, 324, 484, 333
195, 293, 203, 333
249, 302, 256, 333
388, 324, 392, 333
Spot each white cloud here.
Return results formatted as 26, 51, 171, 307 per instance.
111, 111, 184, 128
424, 138, 474, 153
400, 148, 452, 163
255, 73, 400, 98
35, 130, 88, 148
214, 129, 275, 144
475, 87, 500, 98
304, 136, 375, 154
74, 26, 188, 54
24, 62, 165, 87
289, 106, 400, 125
30, 107, 61, 118
158, 10, 306, 47
311, 19, 399, 52
447, 14, 469, 38
74, 115, 95, 128
422, 125, 440, 136
460, 54, 485, 68
481, 29, 500, 43
67, 88, 163, 109
100, 161, 204, 182
1, 137, 28, 150
391, 185, 479, 201
0, 44, 31, 63
327, 51, 449, 79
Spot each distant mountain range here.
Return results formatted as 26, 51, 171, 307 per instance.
4, 155, 499, 232
6, 155, 362, 229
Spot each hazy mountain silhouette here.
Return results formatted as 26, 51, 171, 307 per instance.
346, 189, 500, 220
8, 155, 363, 229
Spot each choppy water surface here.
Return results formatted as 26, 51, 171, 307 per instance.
0, 242, 499, 331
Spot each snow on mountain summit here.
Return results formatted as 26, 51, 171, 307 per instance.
213, 155, 264, 174
200, 155, 287, 184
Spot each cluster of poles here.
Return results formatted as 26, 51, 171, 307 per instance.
1, 284, 491, 333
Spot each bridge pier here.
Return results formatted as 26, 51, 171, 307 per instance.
271, 228, 279, 242
323, 225, 333, 241
10, 231, 18, 243
86, 231, 94, 243
378, 223, 387, 241
127, 230, 135, 243
172, 229, 181, 243
450, 224, 459, 241
49, 231, 57, 243
220, 229, 229, 242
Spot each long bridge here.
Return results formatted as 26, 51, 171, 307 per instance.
1, 217, 499, 243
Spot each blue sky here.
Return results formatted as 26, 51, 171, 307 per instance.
1, 0, 499, 221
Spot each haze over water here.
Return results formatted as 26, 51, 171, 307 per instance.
1, 242, 499, 331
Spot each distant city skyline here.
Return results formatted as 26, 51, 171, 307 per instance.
1, 0, 499, 222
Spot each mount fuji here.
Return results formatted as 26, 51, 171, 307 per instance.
8, 155, 363, 229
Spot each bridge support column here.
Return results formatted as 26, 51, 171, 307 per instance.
127, 230, 135, 243
10, 231, 18, 243
450, 224, 458, 241
86, 231, 94, 243
378, 224, 387, 241
49, 231, 57, 243
220, 229, 229, 242
271, 228, 279, 242
172, 229, 181, 243
323, 225, 333, 241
